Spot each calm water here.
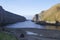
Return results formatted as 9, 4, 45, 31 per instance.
5, 21, 60, 30
5, 21, 44, 28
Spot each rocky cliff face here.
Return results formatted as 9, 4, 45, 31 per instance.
0, 6, 26, 26
32, 3, 60, 23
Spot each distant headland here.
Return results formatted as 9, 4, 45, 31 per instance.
32, 3, 60, 26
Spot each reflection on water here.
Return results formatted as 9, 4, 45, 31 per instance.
46, 26, 60, 30
5, 21, 60, 30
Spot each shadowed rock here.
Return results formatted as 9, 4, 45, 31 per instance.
0, 6, 26, 26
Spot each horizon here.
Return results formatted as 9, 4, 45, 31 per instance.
0, 0, 60, 19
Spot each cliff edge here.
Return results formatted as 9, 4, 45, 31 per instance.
0, 6, 26, 26
32, 3, 60, 24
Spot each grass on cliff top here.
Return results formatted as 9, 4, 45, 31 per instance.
39, 4, 60, 21
0, 32, 18, 40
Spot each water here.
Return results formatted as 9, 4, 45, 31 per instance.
5, 20, 60, 30
4, 20, 60, 40
5, 21, 44, 28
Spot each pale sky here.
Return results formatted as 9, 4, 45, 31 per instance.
0, 0, 60, 19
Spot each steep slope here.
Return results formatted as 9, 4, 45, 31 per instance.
33, 3, 60, 23
40, 3, 60, 21
0, 6, 26, 26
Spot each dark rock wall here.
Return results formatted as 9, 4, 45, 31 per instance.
0, 6, 26, 26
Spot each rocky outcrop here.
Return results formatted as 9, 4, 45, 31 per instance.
0, 6, 26, 26
32, 3, 60, 25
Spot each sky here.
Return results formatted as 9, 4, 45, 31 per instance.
0, 0, 60, 19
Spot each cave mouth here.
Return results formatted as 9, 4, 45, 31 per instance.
20, 34, 25, 38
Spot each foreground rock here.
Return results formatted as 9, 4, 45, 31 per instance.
32, 3, 60, 26
0, 6, 26, 26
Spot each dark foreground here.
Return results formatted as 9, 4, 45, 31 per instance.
1, 21, 60, 40
0, 28, 60, 40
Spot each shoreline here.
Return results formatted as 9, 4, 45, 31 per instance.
33, 21, 60, 26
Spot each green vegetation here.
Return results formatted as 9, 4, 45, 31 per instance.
0, 32, 18, 40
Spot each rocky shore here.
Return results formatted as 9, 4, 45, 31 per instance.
34, 21, 60, 26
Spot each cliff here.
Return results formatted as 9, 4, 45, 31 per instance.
0, 6, 26, 26
32, 3, 60, 23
